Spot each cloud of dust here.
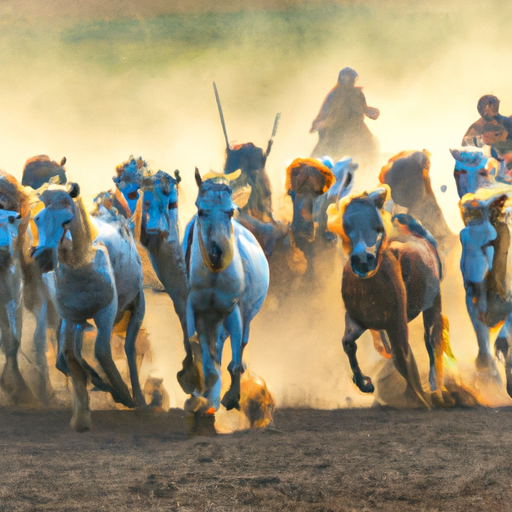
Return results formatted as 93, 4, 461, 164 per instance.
4, 0, 512, 410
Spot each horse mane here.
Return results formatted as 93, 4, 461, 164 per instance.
392, 213, 442, 278
286, 158, 335, 195
0, 170, 29, 217
0, 170, 30, 262
115, 155, 148, 178
199, 180, 233, 195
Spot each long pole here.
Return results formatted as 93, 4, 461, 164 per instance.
265, 112, 281, 159
213, 82, 230, 151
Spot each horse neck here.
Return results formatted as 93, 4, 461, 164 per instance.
59, 198, 95, 268
409, 193, 453, 238
148, 231, 188, 302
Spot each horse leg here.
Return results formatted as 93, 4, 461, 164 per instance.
386, 322, 430, 409
63, 321, 90, 432
465, 292, 499, 379
495, 313, 512, 397
182, 297, 205, 395
124, 292, 146, 407
342, 314, 374, 393
55, 319, 70, 375
221, 305, 243, 410
423, 294, 453, 406
0, 303, 38, 406
177, 297, 202, 394
30, 299, 54, 405
94, 299, 136, 409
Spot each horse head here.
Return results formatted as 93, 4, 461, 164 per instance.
450, 149, 498, 198
286, 158, 335, 249
0, 178, 23, 269
0, 172, 28, 267
194, 169, 239, 272
21, 155, 67, 190
31, 183, 83, 269
328, 186, 389, 278
325, 157, 358, 202
112, 156, 147, 216
314, 157, 358, 242
224, 142, 266, 180
140, 170, 181, 248
459, 188, 512, 286
379, 150, 432, 208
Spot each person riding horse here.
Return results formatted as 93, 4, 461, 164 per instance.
310, 67, 380, 163
462, 95, 512, 182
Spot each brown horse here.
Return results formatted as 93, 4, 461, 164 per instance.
379, 150, 457, 255
328, 186, 454, 407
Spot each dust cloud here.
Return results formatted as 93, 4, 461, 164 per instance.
1, 0, 512, 410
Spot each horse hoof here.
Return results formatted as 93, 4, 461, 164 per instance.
353, 375, 374, 394
221, 391, 240, 411
177, 364, 203, 395
184, 396, 210, 415
70, 411, 91, 433
186, 411, 217, 437
475, 354, 500, 376
431, 389, 454, 408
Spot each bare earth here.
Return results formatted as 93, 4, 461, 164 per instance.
0, 406, 511, 511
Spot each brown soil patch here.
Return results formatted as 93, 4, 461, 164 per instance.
0, 406, 511, 511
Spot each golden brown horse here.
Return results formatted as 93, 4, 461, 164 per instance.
328, 186, 454, 407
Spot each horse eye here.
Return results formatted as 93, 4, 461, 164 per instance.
228, 209, 234, 219
198, 209, 206, 217
168, 202, 177, 210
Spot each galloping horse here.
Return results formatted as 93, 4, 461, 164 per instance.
0, 172, 38, 405
459, 187, 512, 390
379, 150, 457, 254
184, 169, 269, 419
137, 170, 198, 393
328, 186, 454, 407
450, 149, 499, 197
32, 184, 145, 431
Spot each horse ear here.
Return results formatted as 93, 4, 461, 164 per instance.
490, 194, 508, 211
60, 157, 67, 167
368, 186, 389, 209
68, 182, 80, 198
195, 167, 202, 187
174, 170, 181, 184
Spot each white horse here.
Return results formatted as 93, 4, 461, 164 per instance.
32, 183, 145, 431
184, 169, 269, 418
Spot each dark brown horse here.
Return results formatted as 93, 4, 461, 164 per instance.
379, 150, 457, 255
328, 186, 454, 407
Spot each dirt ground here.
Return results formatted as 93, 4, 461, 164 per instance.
1, 405, 511, 511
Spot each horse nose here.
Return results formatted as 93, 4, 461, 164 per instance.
350, 251, 376, 275
208, 241, 223, 269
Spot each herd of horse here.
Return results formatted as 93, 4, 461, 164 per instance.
1, 89, 512, 433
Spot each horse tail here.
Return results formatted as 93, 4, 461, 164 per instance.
441, 314, 455, 361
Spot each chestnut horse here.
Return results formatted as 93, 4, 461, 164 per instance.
328, 186, 454, 407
